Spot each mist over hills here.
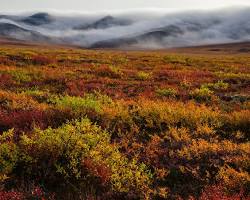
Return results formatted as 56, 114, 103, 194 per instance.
0, 23, 50, 42
21, 12, 54, 26
0, 8, 250, 49
74, 15, 132, 30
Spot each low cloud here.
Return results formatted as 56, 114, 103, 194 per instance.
1, 7, 250, 49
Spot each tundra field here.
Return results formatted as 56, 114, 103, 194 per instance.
0, 41, 249, 200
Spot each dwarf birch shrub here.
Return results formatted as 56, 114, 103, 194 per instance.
190, 87, 214, 102
156, 87, 178, 98
49, 93, 113, 117
0, 130, 18, 184
1, 118, 152, 198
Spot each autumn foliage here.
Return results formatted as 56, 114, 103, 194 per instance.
0, 45, 249, 199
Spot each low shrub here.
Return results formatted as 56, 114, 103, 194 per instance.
49, 93, 112, 117
21, 89, 51, 103
31, 55, 53, 65
190, 87, 214, 102
95, 65, 123, 78
0, 191, 24, 200
0, 130, 19, 193
217, 166, 250, 193
0, 56, 11, 65
0, 74, 14, 88
99, 100, 222, 138
136, 71, 152, 80
140, 126, 250, 198
202, 80, 229, 91
198, 185, 246, 200
221, 110, 250, 140
0, 109, 50, 132
9, 70, 32, 83
180, 79, 192, 89
163, 55, 187, 64
0, 90, 47, 111
156, 87, 178, 98
0, 119, 152, 199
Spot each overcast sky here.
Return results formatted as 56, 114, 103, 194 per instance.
1, 0, 250, 12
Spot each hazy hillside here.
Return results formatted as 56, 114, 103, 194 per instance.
0, 8, 250, 49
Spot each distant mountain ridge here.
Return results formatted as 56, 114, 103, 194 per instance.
90, 26, 183, 48
21, 12, 54, 26
0, 22, 50, 41
74, 15, 132, 30
0, 8, 249, 49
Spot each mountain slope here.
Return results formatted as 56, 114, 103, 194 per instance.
74, 15, 132, 30
0, 8, 250, 49
90, 25, 185, 48
21, 12, 54, 26
0, 23, 50, 41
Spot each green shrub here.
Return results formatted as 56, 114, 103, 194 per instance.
49, 93, 113, 116
202, 81, 229, 90
9, 70, 32, 83
156, 88, 177, 98
0, 130, 19, 183
1, 119, 152, 198
215, 72, 250, 80
7, 69, 42, 84
136, 72, 152, 80
163, 55, 187, 64
213, 81, 229, 90
190, 87, 214, 102
95, 65, 124, 78
109, 65, 124, 78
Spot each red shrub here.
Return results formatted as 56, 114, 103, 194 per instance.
154, 70, 215, 85
0, 56, 12, 65
0, 109, 48, 132
66, 79, 86, 96
66, 79, 106, 96
0, 74, 14, 88
32, 55, 53, 65
0, 191, 24, 200
31, 186, 45, 198
199, 185, 248, 200
0, 108, 74, 133
82, 158, 111, 186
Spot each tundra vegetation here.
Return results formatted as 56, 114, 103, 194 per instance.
0, 45, 249, 200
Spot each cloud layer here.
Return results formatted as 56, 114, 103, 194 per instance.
0, 7, 250, 49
